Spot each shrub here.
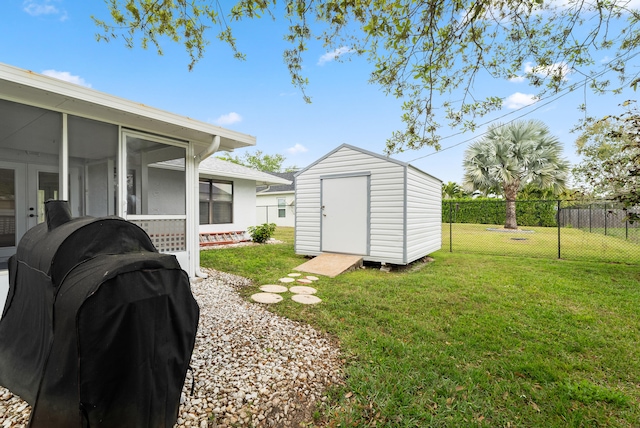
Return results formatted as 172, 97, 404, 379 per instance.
247, 223, 277, 243
442, 199, 558, 227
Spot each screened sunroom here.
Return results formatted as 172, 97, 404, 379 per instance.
0, 62, 256, 284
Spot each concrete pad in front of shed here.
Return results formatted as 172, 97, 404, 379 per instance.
294, 253, 363, 278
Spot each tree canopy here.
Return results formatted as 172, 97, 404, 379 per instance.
216, 150, 297, 172
94, 0, 640, 153
573, 103, 640, 219
573, 116, 631, 198
442, 181, 469, 199
462, 119, 569, 228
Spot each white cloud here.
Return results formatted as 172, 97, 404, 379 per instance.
317, 47, 353, 66
213, 112, 242, 126
509, 61, 573, 85
286, 143, 308, 155
23, 0, 67, 20
41, 70, 91, 87
504, 92, 538, 109
524, 61, 572, 81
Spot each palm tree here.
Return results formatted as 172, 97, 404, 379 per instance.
462, 120, 569, 229
442, 181, 466, 199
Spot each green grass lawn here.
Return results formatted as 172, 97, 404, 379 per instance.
444, 223, 640, 264
201, 227, 640, 427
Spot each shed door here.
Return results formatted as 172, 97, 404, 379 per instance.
321, 175, 368, 255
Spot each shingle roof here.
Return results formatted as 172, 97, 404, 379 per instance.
199, 158, 291, 185
256, 171, 296, 193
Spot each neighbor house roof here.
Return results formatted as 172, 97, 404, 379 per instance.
199, 158, 292, 186
256, 172, 296, 194
0, 62, 255, 152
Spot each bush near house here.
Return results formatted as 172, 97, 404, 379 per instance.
246, 223, 277, 243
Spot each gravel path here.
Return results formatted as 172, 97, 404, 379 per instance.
0, 269, 344, 427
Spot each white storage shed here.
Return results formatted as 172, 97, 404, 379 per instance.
295, 144, 442, 265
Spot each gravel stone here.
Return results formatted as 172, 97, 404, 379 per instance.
0, 268, 343, 427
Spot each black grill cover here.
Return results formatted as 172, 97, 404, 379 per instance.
0, 201, 199, 428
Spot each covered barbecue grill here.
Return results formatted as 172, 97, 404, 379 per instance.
0, 201, 199, 428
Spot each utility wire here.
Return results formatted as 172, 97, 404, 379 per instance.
408, 49, 640, 162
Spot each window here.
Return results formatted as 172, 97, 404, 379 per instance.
200, 180, 233, 224
278, 198, 286, 218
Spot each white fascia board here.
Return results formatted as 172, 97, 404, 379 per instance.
200, 169, 292, 185
256, 189, 295, 195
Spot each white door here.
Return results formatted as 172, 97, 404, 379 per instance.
27, 165, 60, 230
0, 162, 26, 267
0, 163, 58, 268
321, 175, 368, 255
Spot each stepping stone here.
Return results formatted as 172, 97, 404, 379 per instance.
259, 284, 289, 293
305, 276, 319, 281
296, 278, 313, 284
251, 293, 283, 304
287, 273, 302, 277
289, 286, 317, 295
292, 294, 322, 305
278, 277, 295, 283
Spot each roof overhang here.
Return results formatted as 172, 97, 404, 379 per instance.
200, 168, 292, 186
197, 157, 292, 185
0, 62, 256, 152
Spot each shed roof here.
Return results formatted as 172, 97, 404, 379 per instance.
295, 143, 441, 182
0, 62, 255, 152
199, 158, 292, 185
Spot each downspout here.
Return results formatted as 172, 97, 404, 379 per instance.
194, 135, 220, 279
196, 134, 221, 164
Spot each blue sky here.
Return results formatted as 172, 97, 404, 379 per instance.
1, 1, 637, 184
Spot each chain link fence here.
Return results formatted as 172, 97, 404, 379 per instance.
256, 205, 296, 227
442, 200, 640, 264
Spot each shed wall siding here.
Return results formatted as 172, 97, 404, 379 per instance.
405, 167, 442, 262
295, 146, 406, 263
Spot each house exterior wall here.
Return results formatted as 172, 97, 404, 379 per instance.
256, 192, 295, 227
295, 145, 407, 264
198, 177, 257, 234
405, 166, 442, 263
